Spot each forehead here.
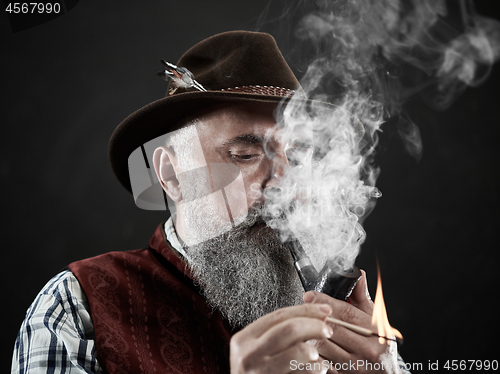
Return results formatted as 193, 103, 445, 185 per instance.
195, 102, 278, 144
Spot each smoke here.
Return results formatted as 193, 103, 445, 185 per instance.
262, 0, 500, 273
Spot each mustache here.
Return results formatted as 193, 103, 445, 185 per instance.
236, 204, 266, 229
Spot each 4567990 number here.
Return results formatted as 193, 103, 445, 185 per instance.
5, 3, 61, 14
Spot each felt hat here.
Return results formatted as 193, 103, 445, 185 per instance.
109, 30, 361, 194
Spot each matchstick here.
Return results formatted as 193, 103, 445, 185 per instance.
325, 316, 403, 345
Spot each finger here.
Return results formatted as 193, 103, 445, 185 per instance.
304, 291, 378, 353
323, 317, 389, 361
242, 303, 332, 338
304, 291, 371, 326
255, 316, 333, 356
314, 337, 352, 365
348, 270, 374, 315
326, 302, 376, 353
326, 323, 379, 353
271, 342, 324, 373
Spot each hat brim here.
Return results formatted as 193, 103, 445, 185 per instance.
109, 90, 364, 193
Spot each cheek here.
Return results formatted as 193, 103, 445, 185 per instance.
240, 165, 269, 207
223, 172, 249, 221
205, 163, 260, 223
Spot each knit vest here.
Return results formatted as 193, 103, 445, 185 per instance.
69, 224, 233, 373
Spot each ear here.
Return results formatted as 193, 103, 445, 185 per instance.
153, 146, 182, 202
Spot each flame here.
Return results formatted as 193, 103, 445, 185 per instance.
371, 265, 403, 345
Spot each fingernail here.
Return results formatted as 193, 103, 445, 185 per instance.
303, 291, 316, 303
310, 348, 319, 361
323, 324, 333, 338
318, 304, 331, 315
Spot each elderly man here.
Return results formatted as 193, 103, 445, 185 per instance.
13, 31, 408, 373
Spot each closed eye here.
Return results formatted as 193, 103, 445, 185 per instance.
231, 153, 260, 162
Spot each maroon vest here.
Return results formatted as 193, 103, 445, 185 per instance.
69, 224, 233, 373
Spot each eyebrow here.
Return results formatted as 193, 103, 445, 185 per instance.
217, 134, 264, 149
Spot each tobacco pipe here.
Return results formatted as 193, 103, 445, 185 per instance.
284, 232, 361, 301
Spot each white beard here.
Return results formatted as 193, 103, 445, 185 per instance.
186, 207, 305, 329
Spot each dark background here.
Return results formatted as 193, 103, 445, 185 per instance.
2, 0, 499, 371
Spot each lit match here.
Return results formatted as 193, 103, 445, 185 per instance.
325, 316, 404, 345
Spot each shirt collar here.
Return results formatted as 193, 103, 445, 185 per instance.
164, 216, 191, 262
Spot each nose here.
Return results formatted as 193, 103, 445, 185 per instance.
263, 148, 290, 189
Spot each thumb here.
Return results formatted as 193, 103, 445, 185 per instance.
349, 269, 373, 315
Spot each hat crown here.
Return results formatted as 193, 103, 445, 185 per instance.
168, 31, 300, 95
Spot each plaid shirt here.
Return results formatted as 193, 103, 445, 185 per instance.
12, 218, 411, 373
12, 219, 182, 373
12, 270, 103, 373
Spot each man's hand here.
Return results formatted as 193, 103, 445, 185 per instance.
303, 270, 400, 373
230, 303, 334, 373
